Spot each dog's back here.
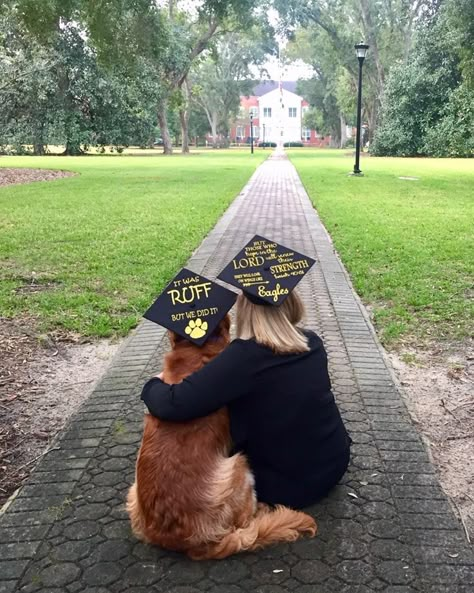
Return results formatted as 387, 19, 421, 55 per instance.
128, 317, 233, 550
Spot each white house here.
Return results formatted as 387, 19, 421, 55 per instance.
230, 81, 331, 147
257, 87, 305, 146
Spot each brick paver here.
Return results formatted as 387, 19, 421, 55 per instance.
1, 153, 473, 592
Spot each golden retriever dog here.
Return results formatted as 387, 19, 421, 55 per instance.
126, 315, 316, 559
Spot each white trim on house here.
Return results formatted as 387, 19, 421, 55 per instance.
257, 88, 304, 145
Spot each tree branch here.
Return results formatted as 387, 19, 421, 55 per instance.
174, 17, 219, 88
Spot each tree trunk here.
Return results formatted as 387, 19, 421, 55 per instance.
359, 0, 385, 89
63, 142, 83, 156
339, 114, 348, 148
33, 143, 46, 155
366, 105, 377, 144
179, 109, 190, 153
63, 118, 84, 155
330, 119, 341, 148
211, 118, 218, 148
158, 101, 173, 155
179, 79, 191, 154
32, 119, 47, 155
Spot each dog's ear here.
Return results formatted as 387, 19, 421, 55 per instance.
216, 314, 231, 341
168, 330, 184, 348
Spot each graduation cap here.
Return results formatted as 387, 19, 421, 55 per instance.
217, 235, 315, 306
144, 268, 237, 346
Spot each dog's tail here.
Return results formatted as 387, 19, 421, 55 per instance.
189, 504, 316, 560
126, 481, 149, 543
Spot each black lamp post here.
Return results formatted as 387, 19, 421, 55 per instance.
262, 123, 266, 148
353, 41, 369, 175
250, 113, 254, 154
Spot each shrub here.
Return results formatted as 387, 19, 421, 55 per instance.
422, 85, 474, 157
372, 12, 465, 157
258, 141, 277, 148
283, 141, 304, 147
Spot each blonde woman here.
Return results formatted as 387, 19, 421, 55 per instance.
141, 288, 351, 509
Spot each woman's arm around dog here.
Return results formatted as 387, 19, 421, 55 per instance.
141, 340, 253, 422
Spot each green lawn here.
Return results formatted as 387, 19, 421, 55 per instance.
288, 149, 473, 347
0, 150, 266, 337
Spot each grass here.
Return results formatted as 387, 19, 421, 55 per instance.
287, 149, 473, 347
0, 149, 266, 337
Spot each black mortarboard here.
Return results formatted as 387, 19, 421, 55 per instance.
217, 235, 315, 306
143, 268, 237, 346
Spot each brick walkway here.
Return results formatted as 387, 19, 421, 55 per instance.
1, 153, 473, 593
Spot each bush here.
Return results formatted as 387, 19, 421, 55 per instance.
422, 85, 474, 157
258, 141, 277, 148
283, 141, 304, 147
372, 13, 465, 157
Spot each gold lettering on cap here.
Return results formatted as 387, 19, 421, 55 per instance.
167, 281, 212, 305
232, 256, 265, 270
269, 259, 309, 275
258, 283, 290, 302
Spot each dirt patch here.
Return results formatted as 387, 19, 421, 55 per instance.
14, 278, 62, 295
0, 168, 75, 187
0, 318, 120, 507
389, 344, 474, 541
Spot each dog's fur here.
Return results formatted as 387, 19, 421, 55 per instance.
126, 316, 316, 559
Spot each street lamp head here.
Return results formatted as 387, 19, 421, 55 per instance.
250, 113, 254, 122
355, 42, 369, 60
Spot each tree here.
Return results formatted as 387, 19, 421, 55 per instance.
276, 0, 442, 141
449, 0, 474, 87
0, 5, 59, 154
154, 0, 271, 154
287, 28, 355, 146
9, 0, 173, 151
372, 0, 473, 157
191, 30, 274, 148
0, 5, 160, 154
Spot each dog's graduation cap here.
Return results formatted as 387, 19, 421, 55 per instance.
144, 268, 237, 346
218, 235, 315, 306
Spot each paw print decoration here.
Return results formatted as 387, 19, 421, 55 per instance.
185, 318, 208, 339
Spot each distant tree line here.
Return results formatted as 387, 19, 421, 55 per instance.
0, 0, 274, 155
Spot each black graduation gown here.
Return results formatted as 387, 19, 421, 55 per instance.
141, 330, 351, 509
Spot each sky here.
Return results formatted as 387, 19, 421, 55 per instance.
262, 55, 314, 81
260, 8, 314, 82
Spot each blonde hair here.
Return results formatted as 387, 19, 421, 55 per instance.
236, 290, 309, 354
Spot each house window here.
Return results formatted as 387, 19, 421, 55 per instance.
263, 107, 272, 118
289, 107, 297, 118
302, 128, 311, 141
236, 126, 244, 138
251, 125, 259, 138
249, 106, 258, 118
